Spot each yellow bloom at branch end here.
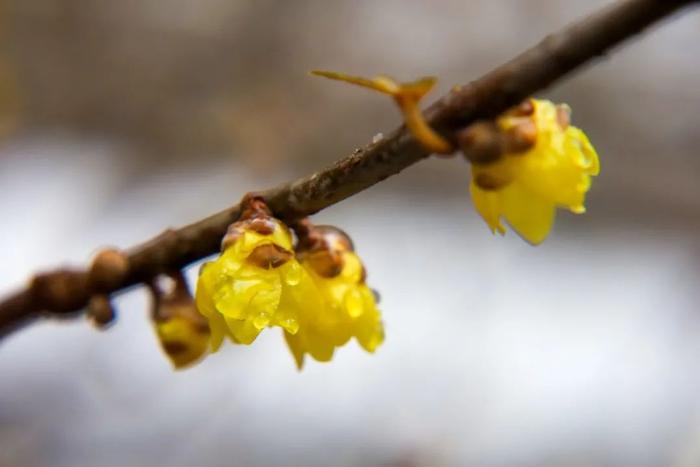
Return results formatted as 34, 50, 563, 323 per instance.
150, 273, 210, 370
195, 198, 313, 351
468, 98, 600, 244
288, 220, 384, 369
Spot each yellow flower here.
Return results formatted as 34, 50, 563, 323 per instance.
154, 310, 210, 370
194, 200, 383, 369
150, 274, 211, 370
469, 99, 600, 244
195, 212, 313, 351
287, 223, 384, 369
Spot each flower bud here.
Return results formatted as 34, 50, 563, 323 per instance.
288, 219, 384, 369
151, 272, 210, 370
195, 196, 314, 351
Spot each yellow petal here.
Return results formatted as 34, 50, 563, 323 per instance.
283, 330, 305, 370
469, 180, 506, 235
207, 312, 228, 352
305, 328, 336, 362
225, 315, 262, 345
154, 316, 210, 369
567, 126, 600, 176
353, 287, 384, 352
500, 183, 556, 245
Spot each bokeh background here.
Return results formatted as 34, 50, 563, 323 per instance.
1, 1, 700, 466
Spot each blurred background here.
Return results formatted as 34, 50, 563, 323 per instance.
1, 1, 700, 466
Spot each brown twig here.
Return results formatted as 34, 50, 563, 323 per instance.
1, 0, 697, 339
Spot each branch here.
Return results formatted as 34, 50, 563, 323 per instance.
1, 0, 697, 339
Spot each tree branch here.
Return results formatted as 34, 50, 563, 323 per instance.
1, 0, 697, 339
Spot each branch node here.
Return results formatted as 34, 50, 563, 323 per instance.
31, 271, 90, 316
88, 248, 129, 291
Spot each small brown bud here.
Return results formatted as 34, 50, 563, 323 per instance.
504, 119, 537, 154
248, 217, 276, 235
457, 121, 504, 164
246, 244, 294, 269
505, 99, 535, 117
313, 226, 354, 253
302, 250, 344, 278
222, 196, 279, 251
293, 221, 354, 278
239, 194, 272, 220
87, 294, 116, 329
474, 172, 507, 191
89, 248, 129, 291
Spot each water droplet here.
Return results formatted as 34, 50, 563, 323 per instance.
344, 290, 363, 318
253, 312, 270, 330
283, 318, 299, 334
285, 264, 302, 286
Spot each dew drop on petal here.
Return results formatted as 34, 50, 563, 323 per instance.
284, 263, 302, 286
282, 317, 299, 334
344, 289, 364, 318
253, 312, 270, 330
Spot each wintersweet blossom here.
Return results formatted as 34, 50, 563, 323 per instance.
469, 98, 600, 244
288, 223, 384, 369
151, 274, 210, 369
313, 71, 600, 245
194, 200, 384, 369
195, 200, 313, 350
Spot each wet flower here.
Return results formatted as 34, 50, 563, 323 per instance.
195, 197, 314, 351
288, 220, 384, 369
465, 98, 600, 244
150, 273, 210, 370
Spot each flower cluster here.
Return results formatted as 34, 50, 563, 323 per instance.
195, 197, 383, 369
140, 72, 599, 370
